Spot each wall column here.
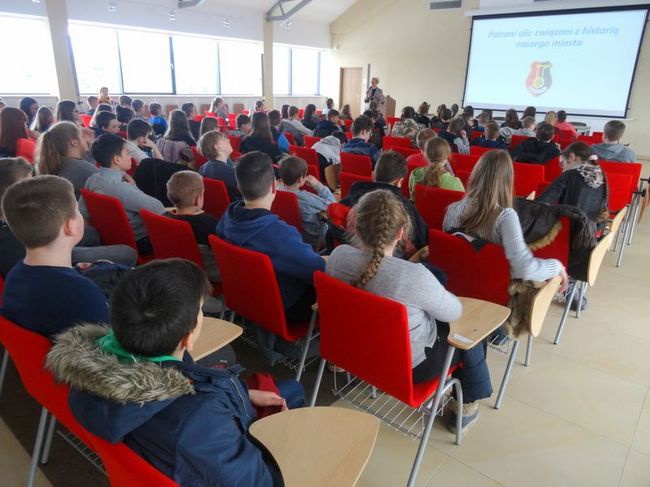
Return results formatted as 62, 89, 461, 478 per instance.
262, 17, 274, 107
45, 0, 77, 100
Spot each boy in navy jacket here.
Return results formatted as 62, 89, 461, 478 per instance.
48, 259, 303, 486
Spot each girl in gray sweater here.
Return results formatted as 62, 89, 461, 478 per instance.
326, 189, 493, 432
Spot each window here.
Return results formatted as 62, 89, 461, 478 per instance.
219, 40, 262, 95
118, 30, 173, 94
0, 16, 57, 94
291, 48, 320, 95
69, 24, 122, 95
173, 35, 219, 95
273, 46, 290, 96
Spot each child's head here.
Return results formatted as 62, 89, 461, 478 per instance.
0, 157, 33, 219
544, 111, 557, 125
418, 102, 430, 116
504, 109, 520, 129
86, 96, 98, 109
326, 98, 334, 109
32, 106, 54, 132
165, 109, 192, 140
211, 97, 225, 112
116, 106, 134, 125
91, 133, 130, 170
181, 103, 196, 119
556, 110, 568, 123
20, 97, 39, 120
235, 151, 275, 202
279, 156, 308, 187
200, 116, 219, 136
56, 100, 81, 124
561, 141, 596, 169
110, 259, 211, 357
94, 111, 119, 134
535, 122, 555, 143
523, 106, 536, 119
255, 100, 265, 112
281, 104, 289, 119
96, 104, 113, 114
603, 120, 626, 143
448, 117, 465, 135
236, 114, 251, 133
450, 103, 459, 116
477, 112, 490, 127
401, 106, 416, 120
351, 189, 410, 288
327, 109, 340, 125
0, 107, 29, 155
166, 170, 204, 210
341, 104, 351, 117
521, 116, 536, 130
250, 112, 273, 141
304, 104, 316, 119
198, 130, 232, 161
362, 110, 377, 123
440, 108, 452, 122
2, 175, 82, 250
119, 95, 133, 107
268, 110, 282, 128
422, 138, 451, 188
463, 105, 474, 117
485, 121, 500, 140
374, 151, 407, 186
126, 119, 152, 144
351, 115, 374, 139
416, 128, 436, 151
331, 130, 348, 146
36, 122, 86, 176
148, 102, 162, 117
99, 87, 109, 96
131, 99, 144, 115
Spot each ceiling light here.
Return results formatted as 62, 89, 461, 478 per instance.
168, 9, 176, 20
223, 17, 231, 28
108, 1, 117, 13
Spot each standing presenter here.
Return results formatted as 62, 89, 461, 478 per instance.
364, 77, 386, 114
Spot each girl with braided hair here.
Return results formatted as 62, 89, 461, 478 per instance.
326, 189, 493, 433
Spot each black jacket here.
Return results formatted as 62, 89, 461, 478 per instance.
239, 135, 282, 162
511, 138, 560, 164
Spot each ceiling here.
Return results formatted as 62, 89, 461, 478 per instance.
194, 0, 357, 23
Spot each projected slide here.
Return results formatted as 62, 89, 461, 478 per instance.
463, 8, 647, 117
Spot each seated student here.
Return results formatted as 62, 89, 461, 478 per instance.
165, 171, 220, 282
277, 156, 336, 248
554, 110, 577, 139
592, 120, 636, 162
339, 104, 353, 122
544, 110, 557, 127
474, 111, 490, 133
228, 114, 252, 139
181, 102, 202, 142
116, 107, 134, 132
443, 150, 568, 288
149, 102, 168, 137
327, 189, 490, 431
254, 100, 266, 113
0, 107, 30, 158
47, 259, 303, 486
80, 134, 166, 255
301, 104, 320, 131
157, 110, 196, 165
341, 115, 381, 167
200, 116, 219, 138
126, 119, 164, 163
0, 175, 109, 336
210, 96, 230, 120
86, 95, 99, 116
0, 157, 137, 278
56, 100, 82, 126
409, 138, 464, 201
406, 128, 437, 168
239, 112, 283, 163
415, 102, 431, 127
268, 110, 290, 153
198, 130, 239, 201
391, 106, 420, 145
313, 109, 342, 138
281, 106, 312, 145
537, 142, 609, 224
438, 118, 470, 154
514, 116, 536, 138
511, 122, 560, 164
36, 121, 98, 199
322, 98, 335, 116
431, 107, 452, 131
31, 106, 55, 134
20, 97, 39, 128
363, 109, 385, 146
91, 111, 120, 138
522, 106, 536, 121
217, 151, 325, 322
131, 99, 146, 120
500, 109, 521, 130
472, 121, 508, 150
341, 151, 428, 254
313, 131, 347, 167
460, 111, 476, 138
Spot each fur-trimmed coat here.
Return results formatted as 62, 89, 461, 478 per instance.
46, 324, 280, 487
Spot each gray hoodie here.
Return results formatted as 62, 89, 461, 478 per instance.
592, 143, 636, 163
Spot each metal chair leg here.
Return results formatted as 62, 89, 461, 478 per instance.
309, 358, 327, 407
295, 310, 318, 382
0, 350, 8, 402
494, 339, 520, 409
40, 416, 57, 464
575, 282, 587, 319
28, 408, 49, 487
617, 214, 631, 268
554, 283, 577, 345
524, 334, 533, 367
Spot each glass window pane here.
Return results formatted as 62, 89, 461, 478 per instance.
219, 40, 262, 95
70, 24, 121, 95
291, 48, 319, 95
0, 16, 57, 94
273, 46, 290, 95
173, 35, 218, 95
118, 30, 173, 93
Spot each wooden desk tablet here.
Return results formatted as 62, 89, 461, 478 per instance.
449, 297, 511, 350
191, 317, 242, 360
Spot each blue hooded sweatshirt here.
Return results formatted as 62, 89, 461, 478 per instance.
217, 201, 325, 312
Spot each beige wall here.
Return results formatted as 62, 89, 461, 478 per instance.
330, 0, 650, 159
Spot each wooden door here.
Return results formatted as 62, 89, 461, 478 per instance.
339, 67, 363, 119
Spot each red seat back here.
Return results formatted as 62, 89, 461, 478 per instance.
227, 113, 237, 129
414, 185, 464, 230
428, 229, 510, 306
383, 136, 411, 150
283, 132, 297, 146
80, 189, 137, 250
510, 135, 530, 151
139, 210, 204, 268
577, 135, 600, 145
344, 119, 352, 131
340, 172, 372, 199
448, 153, 480, 173
532, 216, 570, 267
190, 146, 208, 171
513, 162, 545, 197
16, 138, 36, 163
80, 114, 92, 128
209, 235, 300, 341
470, 145, 503, 157
289, 145, 319, 168
271, 190, 304, 233
599, 161, 642, 205
227, 135, 241, 152
304, 136, 321, 148
455, 170, 470, 188
543, 157, 562, 182
340, 152, 372, 176
606, 172, 634, 213
202, 178, 231, 220
386, 116, 400, 127
471, 130, 483, 141
391, 146, 420, 160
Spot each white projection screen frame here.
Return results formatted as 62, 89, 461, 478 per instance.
462, 6, 649, 118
